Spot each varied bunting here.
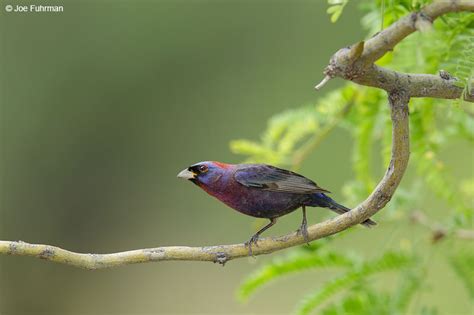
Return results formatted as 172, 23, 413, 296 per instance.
177, 161, 375, 254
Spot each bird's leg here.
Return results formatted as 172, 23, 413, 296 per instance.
245, 218, 277, 256
296, 206, 310, 245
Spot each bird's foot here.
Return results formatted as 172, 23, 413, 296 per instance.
296, 222, 310, 245
245, 234, 260, 257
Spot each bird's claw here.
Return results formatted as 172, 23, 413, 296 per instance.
245, 235, 260, 257
297, 223, 310, 245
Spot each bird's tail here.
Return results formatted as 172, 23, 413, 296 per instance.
310, 193, 376, 228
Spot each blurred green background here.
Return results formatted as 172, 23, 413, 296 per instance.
0, 0, 472, 314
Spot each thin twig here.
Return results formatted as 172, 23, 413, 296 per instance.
314, 75, 332, 90
410, 211, 474, 242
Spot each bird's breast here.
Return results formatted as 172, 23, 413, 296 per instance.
200, 181, 306, 218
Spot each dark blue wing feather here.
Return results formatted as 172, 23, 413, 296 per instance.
233, 164, 330, 194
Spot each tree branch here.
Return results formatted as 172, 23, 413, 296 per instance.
0, 90, 410, 269
360, 0, 474, 63
317, 0, 474, 102
355, 66, 471, 100
1, 1, 471, 269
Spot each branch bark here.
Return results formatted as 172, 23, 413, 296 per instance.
317, 0, 474, 102
359, 0, 474, 63
0, 90, 410, 269
1, 0, 472, 269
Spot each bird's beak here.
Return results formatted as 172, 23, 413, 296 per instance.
177, 168, 196, 180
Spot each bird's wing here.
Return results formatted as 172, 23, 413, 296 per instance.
233, 164, 330, 194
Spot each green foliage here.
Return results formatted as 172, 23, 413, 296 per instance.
230, 105, 319, 166
239, 249, 417, 314
230, 86, 356, 168
238, 248, 355, 301
327, 0, 349, 23
440, 13, 474, 89
295, 252, 414, 315
235, 1, 474, 314
319, 272, 422, 315
410, 98, 472, 222
392, 11, 474, 89
350, 89, 383, 194
239, 248, 417, 315
450, 247, 474, 299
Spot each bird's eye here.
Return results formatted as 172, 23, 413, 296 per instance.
198, 165, 208, 173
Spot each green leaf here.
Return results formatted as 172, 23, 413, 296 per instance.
238, 250, 356, 301
294, 252, 414, 315
230, 85, 357, 168
327, 0, 349, 23
450, 248, 474, 299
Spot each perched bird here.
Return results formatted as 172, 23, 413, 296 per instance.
177, 161, 375, 254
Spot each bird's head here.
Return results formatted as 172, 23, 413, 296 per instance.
177, 161, 232, 187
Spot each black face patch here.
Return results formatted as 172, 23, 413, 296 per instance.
189, 164, 208, 176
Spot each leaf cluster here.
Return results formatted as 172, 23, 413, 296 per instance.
239, 245, 417, 315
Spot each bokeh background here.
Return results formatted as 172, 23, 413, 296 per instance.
1, 0, 472, 314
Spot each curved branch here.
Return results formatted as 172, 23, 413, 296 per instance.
0, 91, 409, 269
